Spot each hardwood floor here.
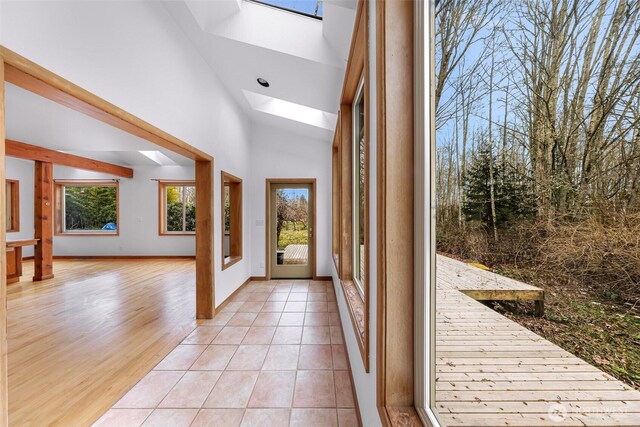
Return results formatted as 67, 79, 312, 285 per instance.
7, 259, 197, 426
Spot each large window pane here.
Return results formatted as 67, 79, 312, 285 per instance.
165, 185, 196, 233
429, 0, 640, 425
59, 183, 118, 234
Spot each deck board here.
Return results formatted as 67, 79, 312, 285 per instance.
435, 256, 640, 426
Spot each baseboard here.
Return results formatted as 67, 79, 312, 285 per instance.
215, 277, 252, 313
314, 275, 332, 281
249, 276, 268, 281
47, 255, 196, 260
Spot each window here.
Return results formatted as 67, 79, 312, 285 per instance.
332, 138, 340, 268
158, 181, 196, 235
331, 0, 369, 371
352, 77, 366, 296
5, 180, 19, 233
222, 172, 242, 269
54, 181, 118, 235
249, 0, 323, 19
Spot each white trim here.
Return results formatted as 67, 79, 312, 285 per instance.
414, 0, 441, 425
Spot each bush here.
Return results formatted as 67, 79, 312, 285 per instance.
437, 215, 640, 303
277, 229, 308, 250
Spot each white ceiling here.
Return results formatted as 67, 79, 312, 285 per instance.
4, 83, 193, 167
163, 0, 357, 140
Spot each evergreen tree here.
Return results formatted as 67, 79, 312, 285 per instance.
463, 143, 534, 228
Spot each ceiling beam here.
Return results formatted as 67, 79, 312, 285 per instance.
1, 46, 212, 162
6, 139, 134, 178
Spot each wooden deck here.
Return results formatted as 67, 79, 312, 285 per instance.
435, 256, 640, 426
283, 244, 308, 264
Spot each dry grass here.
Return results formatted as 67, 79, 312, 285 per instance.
438, 215, 640, 304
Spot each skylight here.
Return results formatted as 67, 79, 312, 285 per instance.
242, 90, 337, 130
138, 150, 177, 166
249, 0, 323, 19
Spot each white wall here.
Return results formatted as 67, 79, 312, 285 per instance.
5, 158, 35, 257
249, 124, 332, 278
0, 0, 253, 305
331, 1, 381, 424
5, 158, 197, 256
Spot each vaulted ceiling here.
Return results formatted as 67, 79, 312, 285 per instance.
162, 0, 357, 140
5, 83, 193, 167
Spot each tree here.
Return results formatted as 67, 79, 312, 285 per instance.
463, 141, 534, 229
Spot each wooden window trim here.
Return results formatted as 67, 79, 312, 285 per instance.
375, 1, 422, 426
157, 180, 196, 236
333, 0, 370, 373
332, 136, 340, 270
53, 180, 120, 237
221, 171, 242, 270
5, 179, 19, 233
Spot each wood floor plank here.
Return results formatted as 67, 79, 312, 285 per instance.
7, 259, 197, 426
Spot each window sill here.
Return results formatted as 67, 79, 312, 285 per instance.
340, 278, 369, 371
55, 232, 119, 237
381, 406, 424, 427
159, 232, 196, 236
222, 255, 242, 271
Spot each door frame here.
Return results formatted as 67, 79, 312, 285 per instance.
265, 178, 317, 280
0, 46, 216, 426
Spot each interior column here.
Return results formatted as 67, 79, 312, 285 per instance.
195, 159, 214, 319
33, 161, 54, 281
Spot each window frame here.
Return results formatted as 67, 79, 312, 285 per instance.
54, 180, 120, 236
414, 0, 440, 424
221, 171, 243, 270
352, 76, 367, 298
5, 179, 19, 233
157, 180, 196, 236
248, 0, 323, 20
333, 0, 370, 372
332, 133, 341, 271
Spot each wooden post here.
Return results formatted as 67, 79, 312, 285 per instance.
1, 56, 10, 427
195, 160, 214, 319
33, 161, 54, 281
339, 107, 353, 280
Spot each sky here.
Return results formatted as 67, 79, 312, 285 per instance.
279, 188, 309, 201
255, 0, 323, 17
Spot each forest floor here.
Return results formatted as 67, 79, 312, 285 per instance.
442, 254, 640, 391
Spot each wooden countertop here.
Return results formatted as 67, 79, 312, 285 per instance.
6, 239, 39, 248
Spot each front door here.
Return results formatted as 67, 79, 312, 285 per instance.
269, 182, 314, 279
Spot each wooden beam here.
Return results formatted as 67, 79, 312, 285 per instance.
195, 160, 214, 319
6, 139, 134, 178
0, 46, 212, 162
33, 161, 54, 282
0, 56, 10, 427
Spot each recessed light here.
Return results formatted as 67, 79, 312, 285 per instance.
257, 78, 270, 88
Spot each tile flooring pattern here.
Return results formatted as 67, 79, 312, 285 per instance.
94, 280, 359, 427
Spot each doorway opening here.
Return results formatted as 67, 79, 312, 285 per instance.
265, 179, 316, 279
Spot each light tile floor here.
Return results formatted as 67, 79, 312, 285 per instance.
94, 280, 360, 427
